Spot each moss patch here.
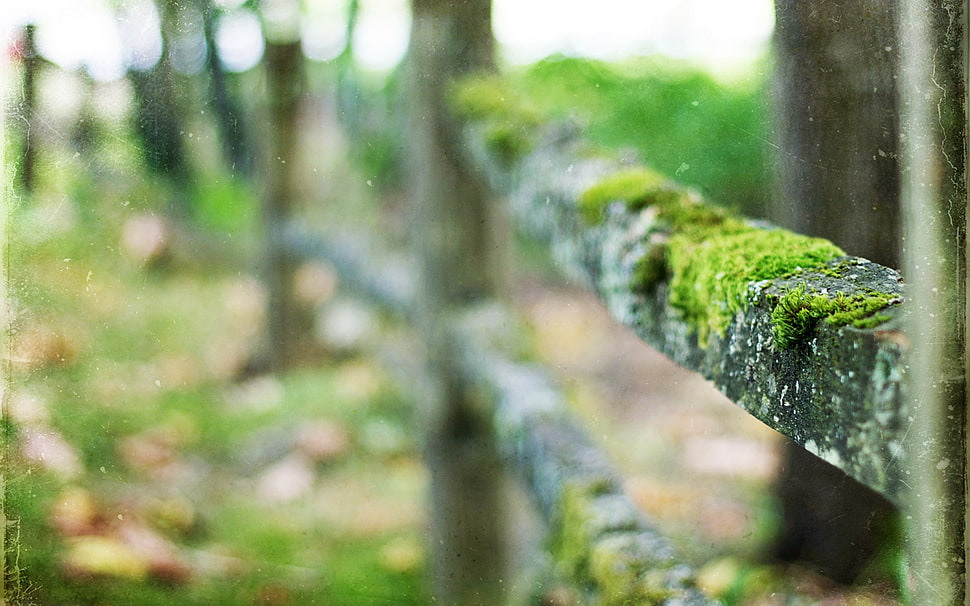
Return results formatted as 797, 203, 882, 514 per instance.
583, 167, 899, 349
549, 479, 621, 586
448, 76, 543, 164
666, 229, 845, 346
577, 168, 679, 224
549, 481, 694, 605
771, 284, 898, 349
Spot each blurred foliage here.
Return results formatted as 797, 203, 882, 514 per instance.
513, 55, 772, 217
190, 177, 259, 231
336, 55, 773, 217
5, 139, 427, 603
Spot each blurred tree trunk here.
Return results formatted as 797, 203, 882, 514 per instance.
17, 24, 39, 194
197, 0, 252, 178
129, 0, 193, 215
406, 0, 509, 604
259, 1, 313, 372
772, 0, 901, 267
897, 1, 966, 602
770, 0, 900, 584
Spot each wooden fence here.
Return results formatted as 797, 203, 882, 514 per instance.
285, 2, 966, 604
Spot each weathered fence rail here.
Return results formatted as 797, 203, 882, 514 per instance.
289, 100, 918, 604
454, 98, 909, 505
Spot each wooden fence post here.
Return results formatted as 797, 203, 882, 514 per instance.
897, 0, 967, 603
770, 0, 901, 581
405, 1, 510, 604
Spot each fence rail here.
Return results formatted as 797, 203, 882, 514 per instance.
457, 105, 909, 505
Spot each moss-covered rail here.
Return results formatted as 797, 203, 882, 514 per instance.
453, 78, 908, 506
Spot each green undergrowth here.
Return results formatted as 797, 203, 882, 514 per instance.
516, 55, 771, 216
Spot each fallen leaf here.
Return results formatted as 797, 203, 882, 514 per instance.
21, 428, 83, 479
256, 454, 315, 503
295, 419, 351, 461
50, 487, 101, 536
63, 536, 149, 579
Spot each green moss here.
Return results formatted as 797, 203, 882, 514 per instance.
666, 229, 845, 346
587, 537, 684, 606
586, 165, 895, 349
448, 76, 543, 164
550, 482, 689, 605
549, 478, 619, 586
577, 168, 680, 224
771, 285, 898, 349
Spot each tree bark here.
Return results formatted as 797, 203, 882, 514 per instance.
128, 0, 194, 215
17, 24, 39, 194
405, 1, 509, 604
772, 0, 901, 268
770, 0, 901, 584
260, 33, 312, 371
897, 1, 967, 603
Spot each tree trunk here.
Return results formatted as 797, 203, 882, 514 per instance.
198, 0, 252, 178
770, 0, 900, 584
18, 24, 39, 194
897, 1, 967, 603
128, 0, 194, 215
260, 27, 312, 371
772, 0, 901, 268
405, 1, 509, 604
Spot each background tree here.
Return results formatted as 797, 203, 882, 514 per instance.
128, 0, 195, 215
769, 0, 900, 584
258, 0, 315, 371
197, 0, 253, 178
14, 24, 40, 194
405, 0, 510, 603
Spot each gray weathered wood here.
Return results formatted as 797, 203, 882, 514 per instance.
462, 121, 909, 506
452, 304, 723, 606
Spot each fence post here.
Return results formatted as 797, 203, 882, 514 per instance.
897, 1, 967, 603
770, 0, 901, 581
405, 1, 510, 604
